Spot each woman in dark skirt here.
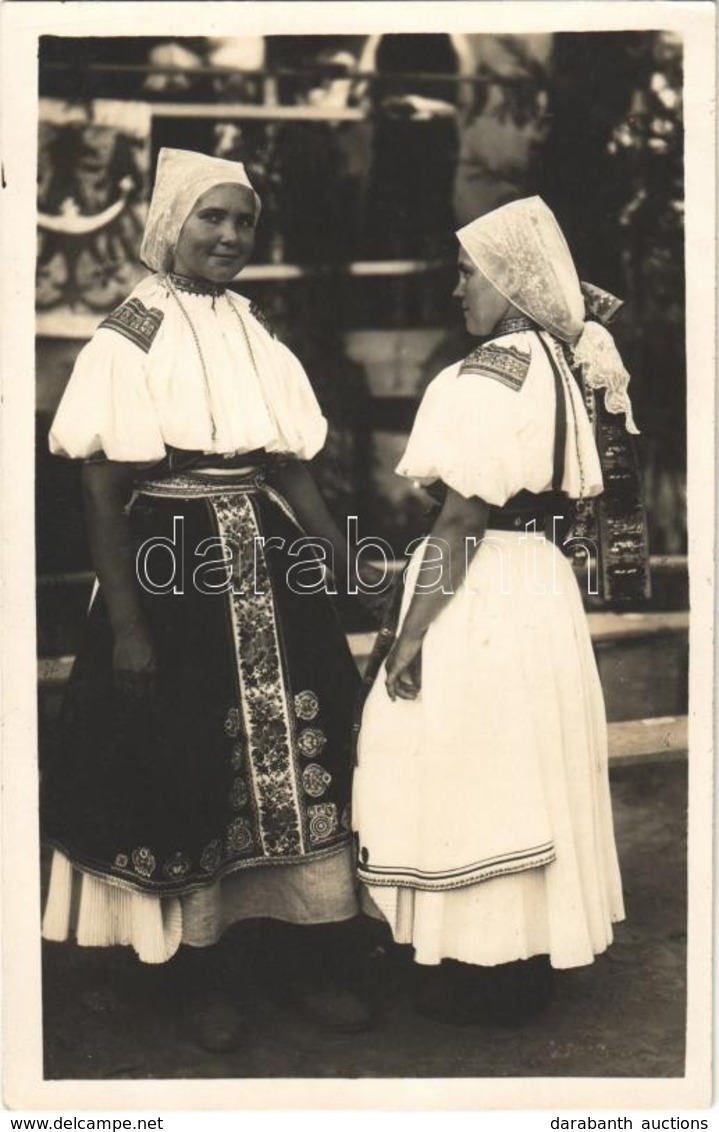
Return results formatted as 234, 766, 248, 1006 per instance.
42, 147, 371, 1049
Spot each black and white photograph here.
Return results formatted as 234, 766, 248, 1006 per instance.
1, 0, 715, 1116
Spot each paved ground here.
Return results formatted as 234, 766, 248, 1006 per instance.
41, 760, 686, 1080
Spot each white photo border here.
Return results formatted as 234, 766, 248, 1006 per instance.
1, 0, 715, 1112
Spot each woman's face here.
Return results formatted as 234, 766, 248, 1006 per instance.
454, 248, 511, 337
173, 184, 257, 283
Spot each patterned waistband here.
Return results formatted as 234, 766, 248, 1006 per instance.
487, 509, 565, 534
135, 468, 267, 499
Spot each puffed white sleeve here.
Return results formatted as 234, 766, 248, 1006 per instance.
396, 362, 532, 508
267, 337, 328, 460
48, 328, 167, 462
240, 301, 328, 460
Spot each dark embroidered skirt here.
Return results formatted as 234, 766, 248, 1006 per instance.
41, 471, 360, 896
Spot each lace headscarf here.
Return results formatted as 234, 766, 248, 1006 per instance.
457, 196, 639, 434
140, 147, 262, 274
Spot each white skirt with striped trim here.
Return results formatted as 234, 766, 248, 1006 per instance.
352, 530, 625, 969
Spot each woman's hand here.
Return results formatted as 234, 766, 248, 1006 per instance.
113, 623, 157, 702
381, 490, 490, 693
385, 631, 423, 702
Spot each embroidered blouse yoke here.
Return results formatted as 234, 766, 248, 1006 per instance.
49, 276, 327, 463
397, 326, 603, 505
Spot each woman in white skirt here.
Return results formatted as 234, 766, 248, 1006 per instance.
353, 196, 639, 1023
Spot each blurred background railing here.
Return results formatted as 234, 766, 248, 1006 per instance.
36, 31, 686, 583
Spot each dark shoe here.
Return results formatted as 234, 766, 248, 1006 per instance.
287, 981, 376, 1034
259, 918, 378, 1033
413, 962, 485, 1026
182, 996, 244, 1053
484, 957, 555, 1027
172, 937, 253, 1053
413, 957, 555, 1028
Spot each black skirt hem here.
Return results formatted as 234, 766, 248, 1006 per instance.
43, 835, 353, 899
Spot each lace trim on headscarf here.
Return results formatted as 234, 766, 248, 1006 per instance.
456, 200, 640, 435
570, 284, 640, 435
562, 343, 650, 603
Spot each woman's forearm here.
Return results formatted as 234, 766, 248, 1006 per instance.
82, 464, 147, 636
268, 459, 353, 582
399, 513, 487, 642
383, 493, 489, 700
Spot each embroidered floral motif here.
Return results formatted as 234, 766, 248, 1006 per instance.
230, 742, 244, 770
226, 817, 254, 854
213, 494, 304, 858
298, 727, 327, 759
459, 341, 531, 392
131, 847, 156, 878
302, 763, 332, 799
163, 851, 191, 879
224, 707, 241, 738
340, 805, 352, 831
569, 497, 597, 543
99, 298, 164, 354
294, 690, 319, 721
229, 777, 249, 810
114, 853, 129, 869
200, 839, 222, 873
308, 803, 338, 845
